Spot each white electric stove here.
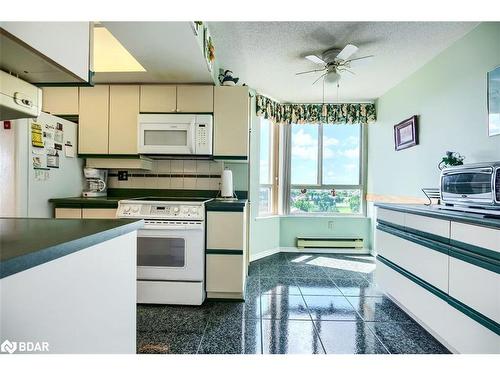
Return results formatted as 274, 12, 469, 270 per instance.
117, 197, 212, 305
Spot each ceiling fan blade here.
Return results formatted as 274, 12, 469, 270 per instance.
312, 72, 328, 85
345, 55, 374, 63
336, 44, 359, 61
305, 55, 326, 65
296, 68, 326, 76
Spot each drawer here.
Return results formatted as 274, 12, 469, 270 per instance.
82, 208, 117, 219
376, 208, 405, 227
376, 228, 449, 292
451, 222, 500, 253
55, 208, 82, 219
449, 257, 500, 322
405, 213, 450, 240
207, 211, 244, 250
206, 254, 244, 293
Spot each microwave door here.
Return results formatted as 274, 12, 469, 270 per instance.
140, 122, 193, 154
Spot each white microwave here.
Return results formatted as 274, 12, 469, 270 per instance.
138, 114, 213, 155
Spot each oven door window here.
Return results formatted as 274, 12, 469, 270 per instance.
137, 237, 186, 267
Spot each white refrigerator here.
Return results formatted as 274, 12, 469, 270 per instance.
0, 112, 84, 218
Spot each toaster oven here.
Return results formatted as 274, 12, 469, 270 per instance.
440, 162, 500, 209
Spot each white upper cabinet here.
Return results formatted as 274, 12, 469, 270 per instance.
140, 85, 177, 113
176, 85, 213, 113
1, 22, 92, 83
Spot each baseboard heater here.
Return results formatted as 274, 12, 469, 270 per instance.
296, 237, 364, 249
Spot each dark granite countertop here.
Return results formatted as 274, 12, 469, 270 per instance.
49, 196, 122, 208
0, 218, 144, 279
375, 203, 500, 229
206, 199, 248, 212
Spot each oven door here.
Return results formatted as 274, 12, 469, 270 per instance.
137, 221, 204, 281
138, 115, 196, 154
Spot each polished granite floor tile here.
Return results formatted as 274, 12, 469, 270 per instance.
367, 322, 450, 354
137, 303, 214, 333
261, 294, 311, 320
245, 276, 260, 298
262, 319, 325, 354
321, 267, 369, 280
331, 277, 384, 297
347, 296, 414, 323
198, 319, 262, 354
137, 253, 448, 355
289, 264, 330, 278
137, 330, 204, 354
248, 262, 260, 276
210, 298, 260, 321
295, 277, 343, 296
313, 321, 389, 354
259, 263, 293, 277
304, 295, 362, 321
260, 276, 301, 295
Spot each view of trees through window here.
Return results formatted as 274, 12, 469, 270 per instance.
289, 123, 362, 214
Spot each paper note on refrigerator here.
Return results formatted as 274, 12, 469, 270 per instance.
64, 142, 75, 158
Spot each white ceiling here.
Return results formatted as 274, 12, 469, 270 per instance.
94, 22, 213, 84
208, 22, 478, 103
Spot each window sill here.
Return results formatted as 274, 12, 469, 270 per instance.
255, 214, 279, 220
280, 213, 368, 219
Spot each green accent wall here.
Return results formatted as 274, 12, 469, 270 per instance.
248, 94, 281, 257
279, 216, 370, 248
368, 22, 500, 199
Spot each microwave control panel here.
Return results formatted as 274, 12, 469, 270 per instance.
195, 115, 213, 154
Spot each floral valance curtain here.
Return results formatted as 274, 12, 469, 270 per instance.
256, 94, 376, 125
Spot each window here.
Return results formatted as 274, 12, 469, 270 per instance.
286, 123, 363, 215
259, 119, 278, 215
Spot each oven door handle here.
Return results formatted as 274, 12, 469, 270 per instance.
142, 224, 203, 231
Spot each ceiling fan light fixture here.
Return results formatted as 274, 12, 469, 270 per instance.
325, 71, 340, 83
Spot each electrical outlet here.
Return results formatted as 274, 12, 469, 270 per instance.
328, 221, 334, 230
118, 171, 128, 181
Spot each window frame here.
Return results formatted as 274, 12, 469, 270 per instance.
258, 118, 279, 216
284, 123, 366, 217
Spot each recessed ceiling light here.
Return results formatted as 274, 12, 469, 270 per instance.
93, 26, 146, 73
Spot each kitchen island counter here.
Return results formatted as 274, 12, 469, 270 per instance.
0, 217, 143, 278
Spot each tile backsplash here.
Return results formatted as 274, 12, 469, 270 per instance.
107, 160, 223, 190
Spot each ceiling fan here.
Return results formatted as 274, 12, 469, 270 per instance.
296, 44, 374, 85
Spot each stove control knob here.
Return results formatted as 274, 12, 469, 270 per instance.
173, 207, 180, 214
132, 206, 139, 213
123, 206, 131, 213
191, 207, 198, 214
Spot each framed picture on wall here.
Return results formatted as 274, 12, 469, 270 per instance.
488, 66, 500, 137
394, 115, 418, 151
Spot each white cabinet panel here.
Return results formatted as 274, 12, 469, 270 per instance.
376, 208, 405, 227
451, 222, 500, 253
376, 229, 448, 292
206, 254, 244, 294
449, 257, 500, 322
207, 211, 244, 250
376, 260, 500, 353
1, 22, 91, 81
405, 213, 450, 239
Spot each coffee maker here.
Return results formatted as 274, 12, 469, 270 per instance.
82, 168, 108, 197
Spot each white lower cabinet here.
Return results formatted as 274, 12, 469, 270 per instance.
206, 254, 246, 298
205, 205, 248, 299
376, 229, 448, 292
376, 206, 500, 353
448, 257, 500, 323
377, 260, 500, 354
